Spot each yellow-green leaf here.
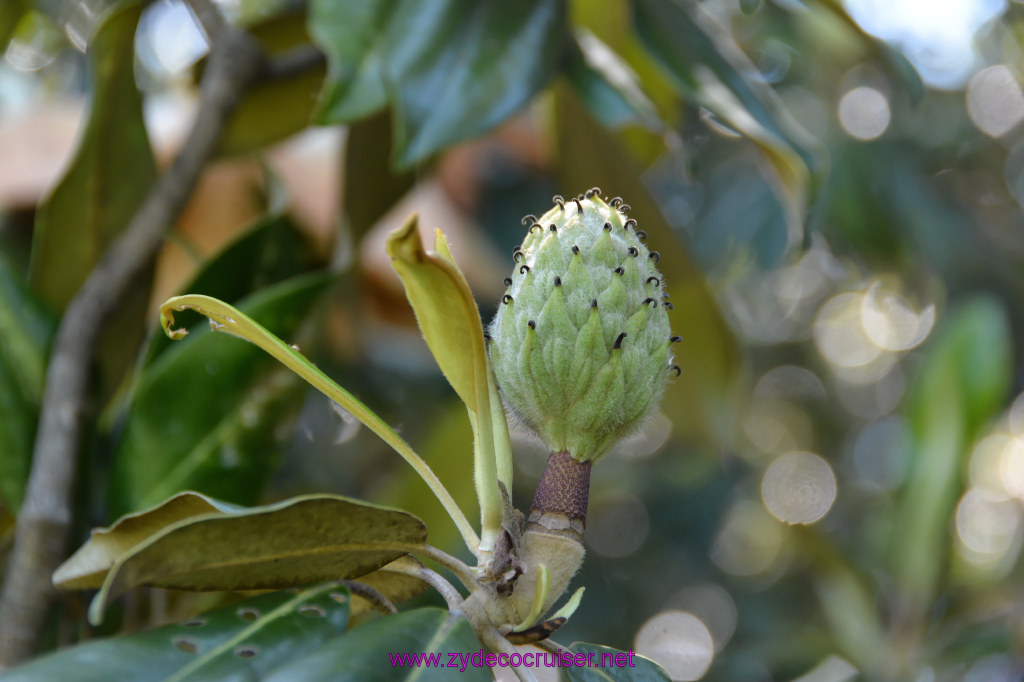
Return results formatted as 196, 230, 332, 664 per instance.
87, 494, 427, 625
386, 215, 512, 554
53, 491, 239, 590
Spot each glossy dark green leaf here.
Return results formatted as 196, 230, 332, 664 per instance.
632, 0, 817, 252
108, 273, 333, 516
264, 607, 489, 681
0, 584, 350, 682
309, 0, 393, 123
87, 494, 427, 624
0, 255, 56, 510
385, 0, 567, 168
564, 643, 671, 681
554, 87, 745, 448
142, 214, 317, 366
894, 297, 1012, 616
29, 3, 155, 310
217, 12, 326, 156
564, 29, 664, 132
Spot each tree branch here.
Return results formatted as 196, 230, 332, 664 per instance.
0, 7, 267, 667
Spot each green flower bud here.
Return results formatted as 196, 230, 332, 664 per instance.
488, 189, 676, 463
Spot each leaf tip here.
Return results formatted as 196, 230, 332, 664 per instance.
386, 213, 423, 264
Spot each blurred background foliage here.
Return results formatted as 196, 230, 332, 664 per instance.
1, 0, 1023, 679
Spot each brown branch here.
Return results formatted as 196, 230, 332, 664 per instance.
0, 4, 267, 667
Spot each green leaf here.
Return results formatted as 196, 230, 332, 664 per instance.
553, 86, 745, 448
142, 214, 317, 367
0, 256, 56, 510
0, 584, 351, 682
87, 494, 427, 624
386, 216, 512, 554
217, 12, 326, 156
564, 643, 671, 681
54, 491, 238, 590
385, 0, 566, 168
309, 0, 393, 123
894, 297, 1012, 617
29, 2, 155, 311
157, 291, 477, 551
109, 273, 332, 515
263, 607, 490, 681
564, 29, 665, 132
632, 0, 818, 252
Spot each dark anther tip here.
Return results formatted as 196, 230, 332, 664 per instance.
520, 264, 531, 274
636, 230, 647, 241
553, 195, 565, 208
610, 197, 623, 207
503, 294, 513, 304
573, 198, 583, 213
590, 299, 598, 309
549, 224, 558, 232
530, 223, 543, 233
646, 276, 660, 286
528, 320, 536, 330
503, 277, 512, 286
662, 292, 670, 299
648, 251, 660, 263
513, 249, 524, 262
670, 335, 682, 343
614, 332, 627, 350
663, 302, 674, 310
571, 244, 580, 255
670, 365, 682, 377
628, 247, 639, 257
642, 297, 657, 307
614, 266, 625, 275
554, 276, 562, 287
625, 218, 638, 230
483, 331, 492, 340
521, 214, 537, 226
586, 187, 601, 198
618, 204, 632, 214
603, 222, 612, 231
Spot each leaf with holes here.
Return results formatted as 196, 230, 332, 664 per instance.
86, 494, 427, 625
564, 643, 670, 681
263, 607, 489, 681
53, 491, 240, 590
0, 584, 351, 681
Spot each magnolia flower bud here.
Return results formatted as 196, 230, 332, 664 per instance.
488, 190, 675, 464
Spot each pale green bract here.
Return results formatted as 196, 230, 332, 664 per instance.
488, 191, 674, 463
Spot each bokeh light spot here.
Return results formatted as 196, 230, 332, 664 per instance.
761, 451, 837, 524
955, 487, 1021, 559
966, 65, 1024, 138
814, 293, 881, 369
838, 87, 890, 140
860, 282, 934, 351
635, 611, 715, 681
668, 584, 738, 652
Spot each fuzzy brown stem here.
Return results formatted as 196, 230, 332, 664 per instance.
527, 450, 591, 541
